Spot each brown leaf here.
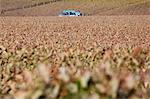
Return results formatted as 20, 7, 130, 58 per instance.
132, 47, 142, 58
103, 49, 113, 61
37, 63, 50, 83
22, 69, 33, 85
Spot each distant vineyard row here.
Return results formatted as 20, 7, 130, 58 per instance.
1, 0, 63, 14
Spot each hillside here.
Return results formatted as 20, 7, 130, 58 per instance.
0, 0, 150, 16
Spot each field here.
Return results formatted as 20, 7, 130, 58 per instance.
1, 16, 150, 99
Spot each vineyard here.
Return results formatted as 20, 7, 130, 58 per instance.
1, 46, 150, 99
0, 0, 150, 99
0, 16, 150, 50
0, 15, 150, 99
1, 0, 63, 14
0, 0, 150, 16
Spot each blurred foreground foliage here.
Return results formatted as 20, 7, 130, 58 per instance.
0, 46, 150, 99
